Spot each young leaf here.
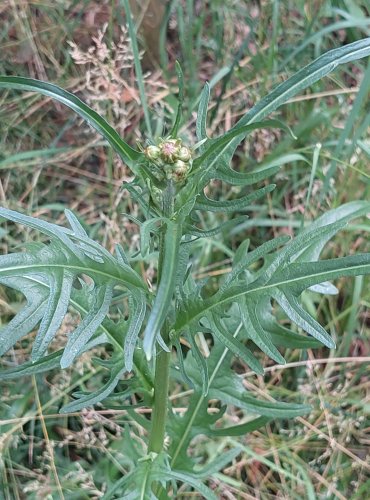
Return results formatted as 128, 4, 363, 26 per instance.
196, 82, 210, 146
170, 61, 185, 137
143, 219, 182, 359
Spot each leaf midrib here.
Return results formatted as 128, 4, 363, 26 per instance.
0, 262, 146, 291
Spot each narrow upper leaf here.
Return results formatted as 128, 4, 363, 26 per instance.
0, 76, 142, 169
196, 82, 210, 148
234, 37, 370, 128
124, 290, 147, 371
143, 220, 182, 359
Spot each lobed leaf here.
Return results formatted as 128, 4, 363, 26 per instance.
185, 215, 248, 238
195, 39, 370, 195
0, 275, 48, 355
207, 313, 264, 375
273, 290, 335, 348
169, 337, 309, 473
31, 270, 74, 360
212, 153, 309, 187
241, 299, 286, 365
60, 357, 126, 413
210, 416, 270, 437
0, 208, 149, 393
60, 283, 114, 368
0, 334, 108, 381
194, 184, 276, 213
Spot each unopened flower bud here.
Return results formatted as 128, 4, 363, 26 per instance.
160, 139, 181, 163
145, 145, 161, 161
177, 146, 192, 162
173, 159, 189, 183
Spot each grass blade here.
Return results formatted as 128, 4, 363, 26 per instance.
122, 0, 153, 139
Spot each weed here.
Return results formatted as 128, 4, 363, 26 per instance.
0, 5, 369, 498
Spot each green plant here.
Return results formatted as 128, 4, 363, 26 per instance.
0, 36, 370, 498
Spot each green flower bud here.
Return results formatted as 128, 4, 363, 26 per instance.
172, 159, 189, 183
177, 146, 192, 162
145, 145, 161, 161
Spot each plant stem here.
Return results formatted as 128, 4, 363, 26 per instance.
147, 180, 176, 454
147, 332, 171, 453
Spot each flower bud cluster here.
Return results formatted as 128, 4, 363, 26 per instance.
144, 138, 192, 183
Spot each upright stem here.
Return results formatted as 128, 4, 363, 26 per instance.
148, 330, 171, 453
147, 180, 176, 454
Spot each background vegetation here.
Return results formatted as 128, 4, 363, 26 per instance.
0, 0, 369, 498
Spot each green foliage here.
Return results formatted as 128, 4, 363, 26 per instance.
1, 36, 370, 497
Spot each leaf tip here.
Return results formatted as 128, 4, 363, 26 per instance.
124, 357, 133, 372
60, 355, 72, 370
143, 335, 154, 361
